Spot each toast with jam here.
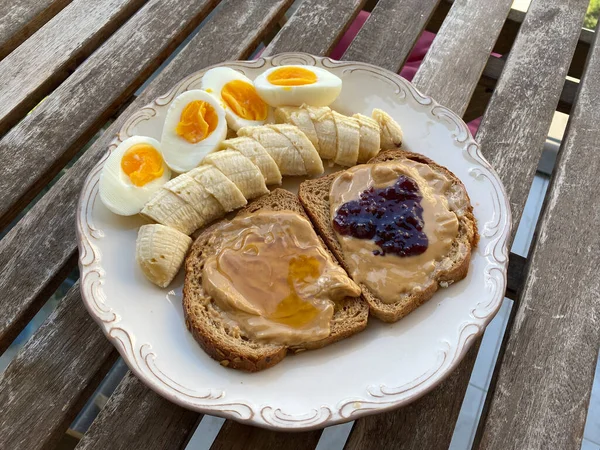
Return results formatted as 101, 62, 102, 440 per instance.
183, 189, 369, 372
299, 149, 478, 323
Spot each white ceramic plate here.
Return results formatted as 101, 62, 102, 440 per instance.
77, 53, 511, 430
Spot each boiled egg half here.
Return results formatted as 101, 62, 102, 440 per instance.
253, 65, 342, 107
201, 67, 270, 131
99, 136, 171, 216
161, 90, 227, 173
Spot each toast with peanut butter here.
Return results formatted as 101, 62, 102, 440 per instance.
298, 149, 478, 323
183, 189, 369, 372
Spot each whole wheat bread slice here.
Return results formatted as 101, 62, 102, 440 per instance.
183, 189, 369, 372
298, 150, 479, 323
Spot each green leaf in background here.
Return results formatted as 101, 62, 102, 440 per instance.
585, 0, 600, 29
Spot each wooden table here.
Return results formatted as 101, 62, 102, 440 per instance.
1, 0, 599, 449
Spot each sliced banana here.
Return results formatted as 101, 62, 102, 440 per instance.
221, 137, 282, 185
304, 105, 337, 160
238, 125, 306, 176
188, 165, 247, 211
332, 111, 360, 167
141, 189, 204, 235
274, 106, 319, 149
372, 108, 403, 149
136, 224, 192, 288
204, 150, 268, 199
353, 113, 381, 162
268, 124, 324, 176
164, 172, 225, 227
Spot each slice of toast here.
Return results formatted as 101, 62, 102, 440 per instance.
298, 150, 479, 323
183, 189, 369, 372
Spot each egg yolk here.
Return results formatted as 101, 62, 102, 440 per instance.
221, 80, 268, 121
176, 100, 218, 143
121, 144, 164, 187
267, 67, 317, 86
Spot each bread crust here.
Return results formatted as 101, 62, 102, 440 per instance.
298, 149, 479, 322
183, 189, 369, 372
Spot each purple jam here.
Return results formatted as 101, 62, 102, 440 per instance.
332, 175, 428, 257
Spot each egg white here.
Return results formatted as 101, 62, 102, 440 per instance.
253, 65, 342, 107
99, 136, 171, 216
161, 90, 227, 173
201, 67, 271, 131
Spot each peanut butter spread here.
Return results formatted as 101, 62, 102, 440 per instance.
330, 160, 459, 303
202, 210, 361, 345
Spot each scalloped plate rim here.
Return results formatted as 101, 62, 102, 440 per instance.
76, 52, 511, 430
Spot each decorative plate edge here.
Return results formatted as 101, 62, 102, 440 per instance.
76, 52, 512, 430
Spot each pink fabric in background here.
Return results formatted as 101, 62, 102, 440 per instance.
329, 11, 481, 136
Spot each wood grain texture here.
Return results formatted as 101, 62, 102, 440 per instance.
411, 0, 514, 115
0, 0, 146, 135
345, 344, 481, 450
0, 282, 118, 450
211, 422, 322, 450
482, 55, 579, 115
0, 0, 291, 444
76, 372, 201, 450
262, 0, 366, 57
341, 0, 441, 72
0, 0, 221, 231
344, 0, 572, 448
479, 23, 600, 450
0, 0, 72, 60
0, 0, 222, 353
478, 0, 589, 233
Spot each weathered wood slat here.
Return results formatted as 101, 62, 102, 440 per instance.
487, 5, 592, 79
341, 0, 441, 72
411, 0, 513, 114
0, 0, 73, 60
344, 0, 580, 447
481, 55, 579, 115
478, 23, 600, 450
396, 0, 589, 447
430, 0, 594, 78
0, 0, 147, 135
478, 0, 588, 232
0, 282, 119, 450
0, 0, 292, 447
346, 345, 484, 450
76, 372, 201, 450
0, 0, 221, 353
262, 0, 366, 57
211, 423, 322, 450
0, 0, 222, 231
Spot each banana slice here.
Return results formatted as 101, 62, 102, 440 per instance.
136, 224, 192, 288
268, 124, 324, 176
304, 105, 337, 160
221, 137, 282, 185
274, 106, 319, 149
188, 165, 247, 211
164, 172, 225, 227
204, 150, 268, 199
353, 113, 381, 162
332, 111, 360, 167
238, 125, 306, 176
141, 189, 204, 235
372, 108, 403, 149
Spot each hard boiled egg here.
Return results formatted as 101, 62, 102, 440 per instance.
253, 65, 342, 107
161, 90, 227, 173
201, 67, 270, 131
99, 136, 171, 216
